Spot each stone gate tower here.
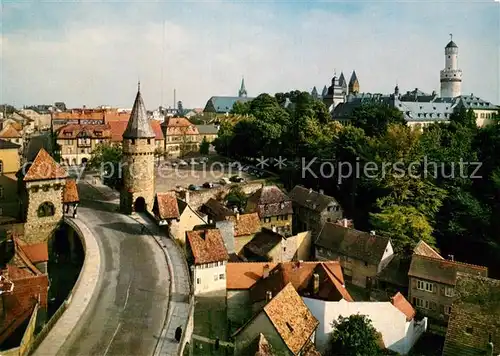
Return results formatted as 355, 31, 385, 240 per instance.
120, 83, 156, 214
440, 34, 462, 98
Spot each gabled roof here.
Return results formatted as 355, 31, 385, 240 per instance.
391, 292, 415, 321
200, 198, 235, 221
22, 148, 68, 181
246, 186, 293, 218
262, 283, 319, 355
108, 119, 163, 141
0, 125, 22, 138
153, 192, 180, 220
226, 212, 261, 237
226, 262, 279, 290
288, 185, 339, 212
413, 240, 443, 259
408, 255, 488, 286
196, 124, 219, 135
123, 88, 156, 139
243, 229, 283, 259
442, 273, 500, 356
186, 229, 229, 265
0, 138, 21, 150
18, 242, 49, 264
161, 117, 199, 135
204, 96, 254, 113
248, 261, 353, 303
455, 94, 499, 110
56, 124, 112, 139
63, 179, 79, 204
315, 223, 391, 265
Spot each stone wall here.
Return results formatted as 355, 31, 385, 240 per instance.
23, 179, 65, 245
120, 138, 155, 214
179, 181, 264, 211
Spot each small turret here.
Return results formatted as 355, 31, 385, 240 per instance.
238, 77, 247, 98
348, 71, 359, 94
311, 86, 318, 99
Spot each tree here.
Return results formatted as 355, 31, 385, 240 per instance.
327, 314, 381, 356
213, 121, 234, 157
349, 103, 406, 137
199, 137, 210, 155
231, 101, 251, 115
89, 143, 123, 188
225, 186, 247, 210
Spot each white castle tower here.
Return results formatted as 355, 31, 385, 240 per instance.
440, 34, 462, 98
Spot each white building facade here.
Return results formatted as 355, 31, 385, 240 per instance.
440, 36, 462, 98
192, 261, 227, 295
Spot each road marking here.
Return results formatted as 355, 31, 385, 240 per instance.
103, 322, 122, 356
123, 280, 132, 310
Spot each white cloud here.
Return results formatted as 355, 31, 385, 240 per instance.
1, 1, 498, 109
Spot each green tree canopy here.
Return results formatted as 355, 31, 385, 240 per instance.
349, 103, 406, 137
199, 137, 210, 155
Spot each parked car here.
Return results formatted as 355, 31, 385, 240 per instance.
219, 177, 231, 185
202, 182, 214, 189
188, 184, 199, 191
230, 175, 245, 183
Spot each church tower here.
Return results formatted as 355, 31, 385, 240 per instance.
238, 77, 247, 98
348, 71, 359, 94
440, 34, 462, 98
120, 83, 156, 214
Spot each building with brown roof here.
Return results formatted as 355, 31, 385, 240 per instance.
315, 223, 395, 288
0, 139, 22, 221
199, 198, 235, 223
233, 283, 320, 356
288, 185, 343, 239
108, 119, 164, 152
408, 252, 488, 324
62, 179, 79, 216
56, 124, 112, 166
226, 212, 261, 253
442, 273, 500, 356
186, 228, 229, 295
160, 117, 200, 157
0, 125, 23, 152
246, 186, 293, 236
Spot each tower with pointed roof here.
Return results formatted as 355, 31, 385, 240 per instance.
440, 34, 462, 98
311, 86, 319, 99
323, 72, 347, 112
338, 72, 347, 95
348, 71, 359, 94
120, 83, 156, 214
238, 77, 247, 98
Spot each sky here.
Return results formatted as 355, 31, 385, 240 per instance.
1, 0, 499, 109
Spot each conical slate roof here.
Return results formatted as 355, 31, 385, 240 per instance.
311, 86, 318, 98
446, 40, 458, 48
339, 72, 346, 87
123, 85, 155, 139
349, 71, 358, 85
321, 85, 328, 96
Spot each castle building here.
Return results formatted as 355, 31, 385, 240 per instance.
203, 79, 254, 115
440, 35, 462, 98
120, 83, 156, 214
312, 71, 359, 113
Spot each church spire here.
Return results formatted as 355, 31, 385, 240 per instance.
123, 84, 155, 139
238, 77, 247, 98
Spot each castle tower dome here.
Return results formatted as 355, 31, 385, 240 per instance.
440, 34, 462, 98
120, 82, 156, 214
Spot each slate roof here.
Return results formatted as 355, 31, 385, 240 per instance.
442, 273, 500, 356
446, 40, 458, 48
63, 179, 79, 204
288, 185, 339, 212
455, 94, 499, 111
215, 220, 236, 255
204, 96, 254, 113
248, 261, 353, 303
226, 213, 261, 237
246, 186, 293, 218
391, 292, 416, 321
200, 198, 235, 221
0, 125, 22, 138
262, 283, 319, 355
375, 254, 410, 287
22, 148, 68, 181
243, 229, 283, 259
316, 223, 391, 265
186, 229, 229, 265
196, 124, 219, 135
123, 88, 156, 139
0, 138, 21, 150
413, 240, 444, 259
408, 255, 488, 286
349, 70, 358, 85
153, 192, 180, 220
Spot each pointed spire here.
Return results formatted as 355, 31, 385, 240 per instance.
123, 84, 155, 139
238, 77, 247, 98
349, 71, 358, 85
322, 85, 328, 97
339, 72, 346, 88
311, 86, 318, 98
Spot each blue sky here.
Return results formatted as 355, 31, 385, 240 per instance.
1, 0, 499, 109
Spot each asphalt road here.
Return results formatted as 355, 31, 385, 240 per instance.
58, 182, 170, 356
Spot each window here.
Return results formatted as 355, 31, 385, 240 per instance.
147, 139, 151, 144
37, 202, 55, 217
264, 217, 271, 223
444, 286, 455, 297
417, 280, 434, 292
219, 274, 225, 280
214, 274, 219, 281
444, 305, 452, 315
415, 298, 430, 309
197, 278, 201, 285
131, 139, 136, 145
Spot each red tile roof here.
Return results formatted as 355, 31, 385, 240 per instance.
162, 117, 199, 135
391, 292, 416, 321
56, 124, 112, 139
63, 179, 79, 203
186, 229, 229, 265
108, 118, 163, 141
18, 243, 49, 264
226, 213, 261, 237
226, 262, 279, 289
413, 240, 444, 259
0, 125, 22, 138
23, 148, 68, 181
154, 192, 180, 220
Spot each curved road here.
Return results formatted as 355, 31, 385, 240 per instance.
57, 183, 170, 356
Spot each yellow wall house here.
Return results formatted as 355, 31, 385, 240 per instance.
160, 117, 200, 158
0, 125, 23, 152
0, 138, 22, 221
56, 124, 112, 166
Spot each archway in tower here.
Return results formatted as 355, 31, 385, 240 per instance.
134, 197, 146, 212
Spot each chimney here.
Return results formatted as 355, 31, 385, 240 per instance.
370, 230, 376, 236
263, 264, 270, 279
319, 189, 324, 195
313, 273, 320, 294
266, 291, 272, 302
448, 254, 454, 261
